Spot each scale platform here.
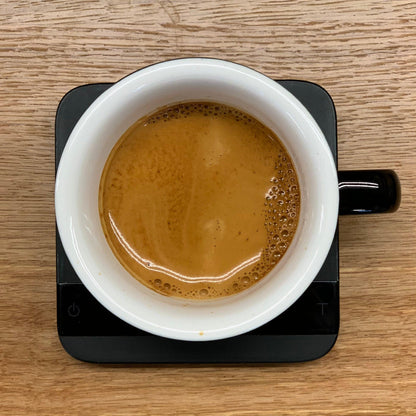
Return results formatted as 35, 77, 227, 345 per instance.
56, 80, 339, 363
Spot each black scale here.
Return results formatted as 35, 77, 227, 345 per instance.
56, 80, 339, 363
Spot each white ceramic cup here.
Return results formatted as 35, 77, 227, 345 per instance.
55, 58, 339, 341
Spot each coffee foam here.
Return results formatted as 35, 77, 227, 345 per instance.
99, 102, 300, 300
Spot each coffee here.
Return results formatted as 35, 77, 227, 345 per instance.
99, 102, 300, 300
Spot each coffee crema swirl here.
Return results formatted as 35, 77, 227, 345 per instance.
99, 102, 300, 299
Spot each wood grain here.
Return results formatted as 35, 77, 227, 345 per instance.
1, 1, 415, 415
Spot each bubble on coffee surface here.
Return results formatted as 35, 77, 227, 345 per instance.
99, 101, 300, 300
145, 102, 264, 126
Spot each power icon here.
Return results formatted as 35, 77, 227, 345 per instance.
67, 302, 80, 318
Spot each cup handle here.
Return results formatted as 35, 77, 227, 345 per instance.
338, 170, 401, 215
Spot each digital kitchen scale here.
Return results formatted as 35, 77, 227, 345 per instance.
56, 80, 339, 363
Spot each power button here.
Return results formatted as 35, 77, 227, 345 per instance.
67, 302, 80, 318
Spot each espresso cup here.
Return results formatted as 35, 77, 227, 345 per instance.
55, 58, 400, 341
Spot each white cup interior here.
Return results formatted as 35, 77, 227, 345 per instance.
55, 59, 339, 341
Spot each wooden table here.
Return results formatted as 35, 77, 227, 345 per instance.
1, 1, 415, 414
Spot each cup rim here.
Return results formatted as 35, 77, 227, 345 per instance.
55, 58, 339, 341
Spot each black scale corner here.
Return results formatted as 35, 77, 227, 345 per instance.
56, 80, 339, 363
